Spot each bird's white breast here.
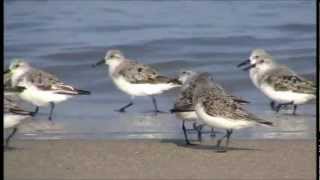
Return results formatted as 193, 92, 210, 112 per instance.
112, 76, 178, 96
260, 83, 315, 104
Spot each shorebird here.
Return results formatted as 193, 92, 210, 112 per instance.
171, 71, 250, 145
4, 59, 91, 121
170, 70, 205, 145
237, 49, 316, 115
4, 95, 34, 149
93, 49, 182, 113
193, 73, 273, 152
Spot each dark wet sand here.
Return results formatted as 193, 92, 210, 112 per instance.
4, 139, 316, 180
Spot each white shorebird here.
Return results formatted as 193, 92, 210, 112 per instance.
4, 95, 34, 149
5, 59, 91, 121
193, 73, 273, 152
237, 49, 316, 115
93, 49, 182, 113
171, 71, 250, 145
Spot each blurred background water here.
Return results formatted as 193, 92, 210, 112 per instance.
4, 0, 316, 140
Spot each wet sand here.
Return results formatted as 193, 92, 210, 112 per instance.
4, 139, 316, 180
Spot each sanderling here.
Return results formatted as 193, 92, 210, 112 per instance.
170, 70, 204, 145
193, 73, 272, 152
93, 49, 182, 113
238, 49, 316, 115
171, 71, 250, 145
5, 59, 91, 121
4, 96, 34, 149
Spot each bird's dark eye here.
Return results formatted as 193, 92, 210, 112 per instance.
254, 55, 259, 58
260, 59, 264, 63
15, 64, 20, 68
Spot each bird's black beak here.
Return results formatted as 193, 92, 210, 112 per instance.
237, 59, 256, 71
4, 69, 11, 74
242, 63, 256, 71
92, 59, 105, 67
237, 59, 250, 68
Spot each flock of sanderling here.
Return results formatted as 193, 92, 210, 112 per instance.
4, 48, 316, 152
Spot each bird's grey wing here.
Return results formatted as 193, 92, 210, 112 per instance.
4, 97, 32, 116
201, 89, 267, 124
25, 69, 79, 94
207, 79, 250, 104
24, 69, 60, 90
262, 67, 316, 95
119, 62, 180, 84
4, 86, 26, 93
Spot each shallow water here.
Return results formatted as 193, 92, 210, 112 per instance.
4, 1, 316, 140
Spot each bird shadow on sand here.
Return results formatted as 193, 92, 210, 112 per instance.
159, 139, 262, 152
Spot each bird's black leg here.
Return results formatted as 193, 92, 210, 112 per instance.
182, 120, 192, 145
275, 103, 283, 113
292, 104, 298, 115
193, 123, 204, 142
5, 127, 18, 149
276, 101, 294, 114
224, 129, 233, 151
32, 106, 39, 116
151, 96, 165, 114
48, 102, 55, 121
210, 128, 216, 138
216, 129, 232, 153
270, 101, 277, 111
116, 101, 134, 113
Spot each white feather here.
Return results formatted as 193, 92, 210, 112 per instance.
195, 103, 255, 130
4, 114, 29, 129
112, 76, 179, 96
19, 84, 72, 106
175, 111, 198, 121
260, 83, 316, 104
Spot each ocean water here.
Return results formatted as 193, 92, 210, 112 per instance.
4, 0, 316, 140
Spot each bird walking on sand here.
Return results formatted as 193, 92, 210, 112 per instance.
192, 73, 273, 152
237, 49, 316, 115
4, 59, 91, 121
170, 70, 206, 145
171, 71, 251, 145
93, 49, 181, 113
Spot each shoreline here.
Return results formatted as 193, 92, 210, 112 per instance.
5, 139, 316, 180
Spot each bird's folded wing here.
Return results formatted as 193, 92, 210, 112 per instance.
119, 62, 179, 84
264, 73, 316, 95
200, 89, 255, 121
25, 69, 60, 90
4, 97, 32, 116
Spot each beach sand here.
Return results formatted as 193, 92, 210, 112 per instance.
4, 139, 316, 180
